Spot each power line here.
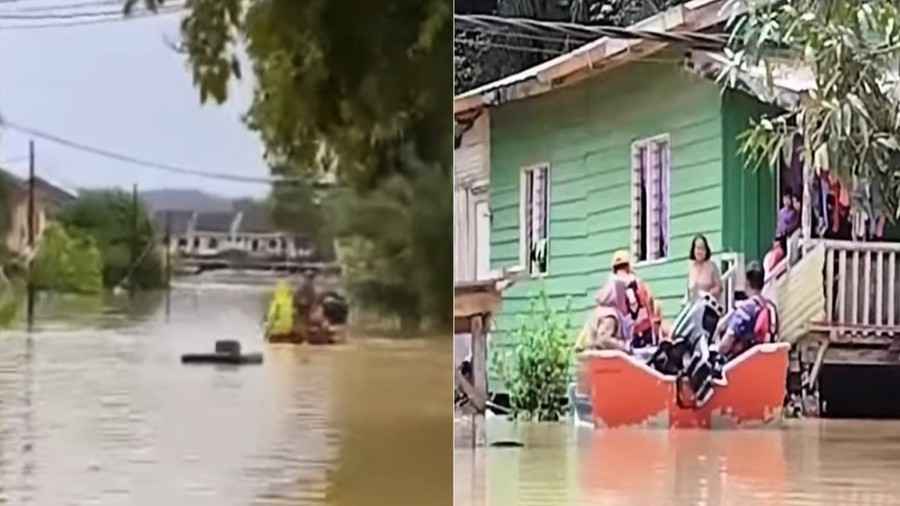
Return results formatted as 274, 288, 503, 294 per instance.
0, 2, 181, 19
0, 4, 182, 29
454, 14, 728, 50
0, 0, 134, 13
455, 38, 567, 56
0, 120, 304, 185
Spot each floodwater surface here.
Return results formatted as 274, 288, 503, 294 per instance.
0, 282, 451, 505
455, 415, 900, 505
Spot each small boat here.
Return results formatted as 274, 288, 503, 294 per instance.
181, 340, 263, 365
267, 325, 345, 345
573, 342, 790, 429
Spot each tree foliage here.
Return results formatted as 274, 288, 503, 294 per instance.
721, 0, 900, 218
134, 0, 452, 330
333, 155, 451, 329
266, 177, 334, 260
57, 190, 165, 290
31, 223, 103, 294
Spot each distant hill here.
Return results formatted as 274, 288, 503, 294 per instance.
141, 189, 235, 213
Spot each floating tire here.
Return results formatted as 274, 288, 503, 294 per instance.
214, 340, 242, 355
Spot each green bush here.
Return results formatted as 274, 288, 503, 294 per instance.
58, 190, 165, 290
493, 289, 574, 422
31, 223, 103, 294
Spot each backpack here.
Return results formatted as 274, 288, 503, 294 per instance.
752, 296, 779, 344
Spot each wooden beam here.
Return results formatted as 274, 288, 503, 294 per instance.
824, 347, 900, 366
890, 252, 897, 328
471, 315, 488, 415
864, 251, 872, 326
826, 247, 834, 324
851, 250, 859, 325
876, 251, 884, 330
454, 292, 502, 319
838, 249, 847, 325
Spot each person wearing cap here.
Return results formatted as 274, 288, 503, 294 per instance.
574, 277, 632, 353
608, 250, 663, 348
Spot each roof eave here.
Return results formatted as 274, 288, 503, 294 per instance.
453, 0, 740, 113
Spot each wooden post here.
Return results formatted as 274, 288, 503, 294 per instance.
471, 314, 487, 447
165, 210, 172, 288
130, 183, 138, 294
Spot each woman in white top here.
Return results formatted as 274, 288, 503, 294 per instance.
686, 234, 723, 304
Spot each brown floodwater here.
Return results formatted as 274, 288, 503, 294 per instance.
454, 415, 900, 505
0, 281, 452, 505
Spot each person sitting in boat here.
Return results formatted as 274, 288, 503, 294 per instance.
575, 277, 632, 353
609, 250, 663, 349
265, 280, 295, 340
715, 262, 778, 361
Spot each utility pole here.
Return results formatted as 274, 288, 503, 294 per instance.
26, 140, 35, 330
130, 183, 138, 294
165, 210, 172, 287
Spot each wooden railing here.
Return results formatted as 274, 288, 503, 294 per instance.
815, 240, 900, 335
719, 252, 742, 311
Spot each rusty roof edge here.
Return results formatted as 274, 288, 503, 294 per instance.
453, 0, 739, 114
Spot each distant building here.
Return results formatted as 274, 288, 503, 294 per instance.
153, 205, 315, 261
1, 167, 78, 258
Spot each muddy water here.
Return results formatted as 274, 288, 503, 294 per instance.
0, 284, 451, 505
455, 416, 900, 505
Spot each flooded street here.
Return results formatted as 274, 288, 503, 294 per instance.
455, 416, 900, 505
0, 282, 451, 505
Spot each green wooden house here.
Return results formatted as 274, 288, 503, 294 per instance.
453, 0, 813, 389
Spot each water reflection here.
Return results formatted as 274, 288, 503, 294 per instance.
455, 416, 900, 505
0, 283, 451, 505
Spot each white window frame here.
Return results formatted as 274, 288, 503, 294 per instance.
519, 163, 551, 277
630, 134, 672, 266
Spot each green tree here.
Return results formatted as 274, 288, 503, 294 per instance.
333, 156, 451, 329
58, 190, 165, 290
267, 176, 334, 260
721, 0, 900, 217
133, 0, 451, 330
31, 223, 103, 294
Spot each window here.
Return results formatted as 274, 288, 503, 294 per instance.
631, 136, 671, 262
209, 237, 219, 249
520, 164, 550, 275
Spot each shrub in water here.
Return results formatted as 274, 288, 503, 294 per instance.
493, 288, 573, 421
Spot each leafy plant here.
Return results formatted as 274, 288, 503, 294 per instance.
493, 288, 574, 421
720, 0, 900, 218
58, 190, 165, 290
31, 223, 103, 294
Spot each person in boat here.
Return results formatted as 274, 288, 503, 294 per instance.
714, 262, 778, 361
575, 277, 632, 353
265, 280, 295, 339
686, 233, 723, 305
609, 250, 663, 349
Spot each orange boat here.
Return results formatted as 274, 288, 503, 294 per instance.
573, 342, 790, 429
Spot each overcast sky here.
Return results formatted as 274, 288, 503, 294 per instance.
0, 7, 270, 198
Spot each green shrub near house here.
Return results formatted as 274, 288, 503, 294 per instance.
57, 189, 165, 290
31, 223, 103, 294
492, 289, 574, 422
